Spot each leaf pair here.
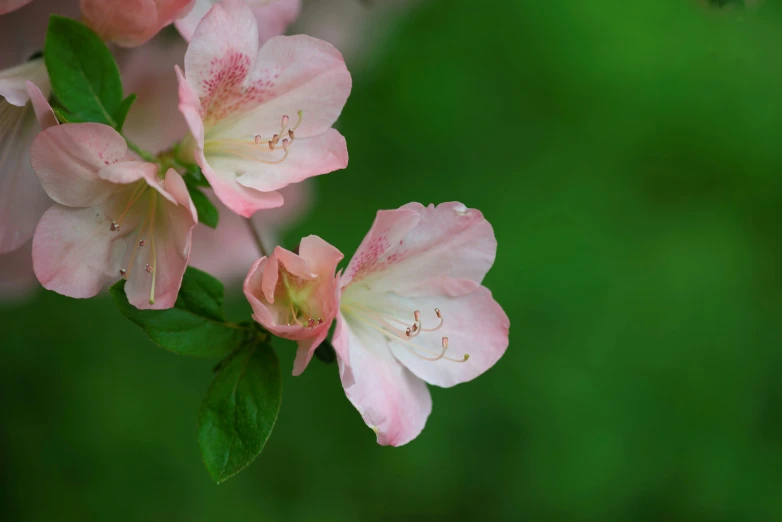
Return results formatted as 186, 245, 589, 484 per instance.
111, 267, 281, 483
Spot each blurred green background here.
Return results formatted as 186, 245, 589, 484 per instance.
4, 0, 782, 520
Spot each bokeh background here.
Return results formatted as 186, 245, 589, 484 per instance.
3, 0, 782, 520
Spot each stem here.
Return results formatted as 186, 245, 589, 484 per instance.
245, 218, 269, 258
122, 134, 157, 163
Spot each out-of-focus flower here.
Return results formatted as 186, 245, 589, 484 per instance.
244, 235, 343, 375
80, 0, 195, 47
332, 202, 510, 446
31, 123, 197, 309
0, 241, 37, 301
189, 180, 312, 282
176, 0, 350, 217
176, 0, 300, 44
0, 0, 33, 15
0, 61, 57, 254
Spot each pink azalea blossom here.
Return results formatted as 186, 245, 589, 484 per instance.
244, 235, 343, 375
175, 0, 300, 44
30, 123, 197, 309
332, 202, 510, 446
189, 180, 312, 282
0, 60, 57, 254
80, 0, 195, 47
0, 0, 33, 15
176, 0, 351, 217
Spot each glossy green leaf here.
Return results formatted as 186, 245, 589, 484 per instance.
110, 267, 255, 358
44, 16, 122, 126
198, 344, 282, 484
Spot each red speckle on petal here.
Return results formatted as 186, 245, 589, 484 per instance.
199, 52, 279, 122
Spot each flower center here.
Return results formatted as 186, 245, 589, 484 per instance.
205, 111, 303, 165
111, 184, 161, 305
276, 267, 324, 328
343, 301, 469, 363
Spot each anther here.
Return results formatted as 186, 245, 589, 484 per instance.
288, 129, 294, 141
254, 135, 262, 144
272, 133, 280, 145
308, 318, 315, 328
268, 140, 275, 150
145, 264, 152, 273
317, 318, 323, 325
414, 310, 421, 322
442, 337, 449, 349
411, 323, 419, 333
110, 221, 120, 232
281, 115, 289, 127
282, 139, 289, 152
405, 327, 412, 337
138, 239, 145, 247
119, 268, 127, 279
435, 308, 441, 319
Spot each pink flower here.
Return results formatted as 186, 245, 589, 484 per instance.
244, 235, 343, 375
30, 123, 197, 309
189, 180, 312, 282
332, 202, 510, 446
0, 60, 58, 254
175, 0, 300, 44
176, 0, 351, 217
0, 0, 33, 15
80, 0, 195, 47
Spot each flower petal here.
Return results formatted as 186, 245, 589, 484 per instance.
0, 101, 51, 253
123, 189, 197, 310
32, 197, 132, 298
81, 0, 194, 47
0, 59, 48, 106
342, 202, 497, 293
31, 123, 131, 207
175, 64, 204, 148
176, 0, 301, 44
182, 0, 258, 120
0, 0, 33, 15
377, 282, 510, 388
195, 147, 283, 216
216, 34, 351, 140
232, 128, 348, 192
333, 312, 432, 446
25, 81, 57, 130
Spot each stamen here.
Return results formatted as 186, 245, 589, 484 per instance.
307, 318, 315, 328
405, 327, 412, 337
414, 310, 421, 322
317, 318, 323, 325
281, 115, 289, 127
282, 139, 289, 152
288, 129, 294, 141
120, 268, 127, 279
110, 221, 120, 232
254, 135, 262, 145
145, 264, 152, 273
138, 239, 145, 247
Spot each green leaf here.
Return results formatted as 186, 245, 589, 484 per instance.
52, 107, 76, 124
44, 16, 122, 127
110, 266, 255, 358
185, 163, 212, 188
186, 184, 219, 229
198, 344, 282, 484
113, 94, 137, 131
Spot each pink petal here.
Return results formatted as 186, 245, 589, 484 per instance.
342, 202, 497, 293
375, 282, 510, 388
0, 100, 51, 253
25, 81, 57, 130
0, 59, 49, 107
0, 0, 33, 15
233, 128, 348, 192
32, 197, 132, 298
81, 0, 195, 47
176, 0, 300, 44
124, 189, 196, 310
195, 147, 283, 216
31, 123, 132, 207
163, 168, 198, 223
333, 312, 432, 446
175, 64, 204, 148
182, 0, 258, 113
217, 34, 351, 139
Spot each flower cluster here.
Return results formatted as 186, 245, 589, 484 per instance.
0, 0, 508, 478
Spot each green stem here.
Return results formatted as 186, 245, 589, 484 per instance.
122, 134, 157, 163
245, 218, 269, 258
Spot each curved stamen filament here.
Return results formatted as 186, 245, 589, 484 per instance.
112, 182, 147, 229
343, 302, 469, 363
